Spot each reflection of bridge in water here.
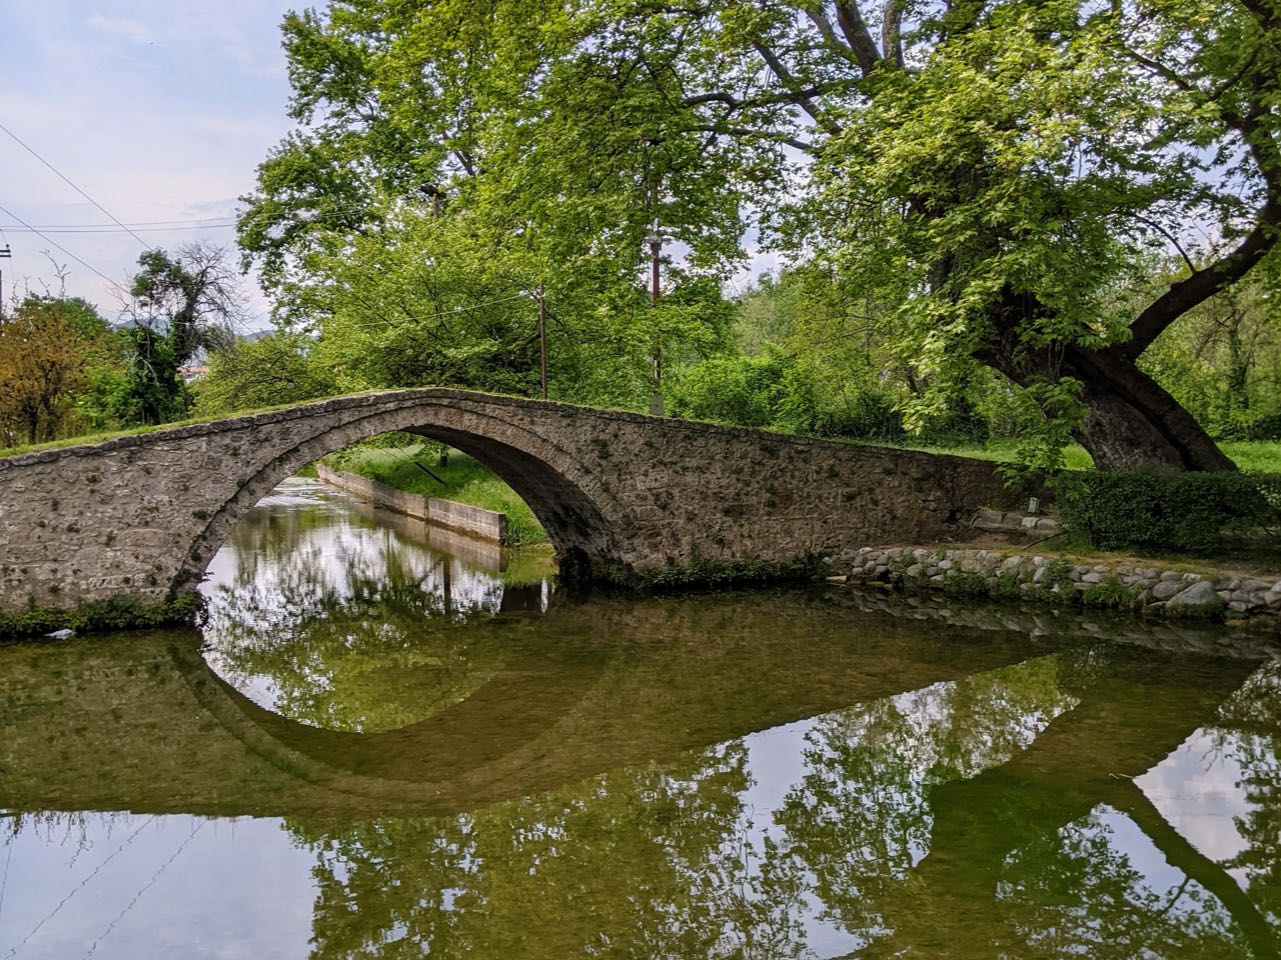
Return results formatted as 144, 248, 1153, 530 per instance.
3, 589, 1278, 956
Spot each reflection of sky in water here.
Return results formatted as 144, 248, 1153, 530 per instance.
3, 480, 1279, 959
0, 815, 315, 960
200, 477, 538, 715
1138, 730, 1253, 887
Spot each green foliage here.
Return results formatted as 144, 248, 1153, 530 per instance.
1081, 577, 1138, 611
630, 554, 825, 590
1141, 274, 1281, 440
326, 445, 548, 545
194, 333, 338, 417
0, 297, 91, 445
117, 326, 189, 426
1061, 472, 1281, 555
0, 592, 205, 642
120, 244, 246, 426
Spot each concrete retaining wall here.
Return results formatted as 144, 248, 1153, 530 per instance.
316, 463, 507, 544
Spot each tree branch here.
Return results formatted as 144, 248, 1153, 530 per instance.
752, 42, 843, 134
1125, 197, 1281, 356
832, 0, 885, 74
1129, 214, 1198, 274
881, 0, 905, 68
689, 123, 815, 151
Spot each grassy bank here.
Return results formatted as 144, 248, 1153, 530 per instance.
888, 439, 1281, 473
323, 444, 548, 545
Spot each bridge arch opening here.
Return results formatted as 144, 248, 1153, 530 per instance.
173, 399, 631, 598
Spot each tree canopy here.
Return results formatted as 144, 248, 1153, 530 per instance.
239, 0, 1281, 469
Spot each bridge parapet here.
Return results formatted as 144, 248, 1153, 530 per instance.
0, 389, 1014, 617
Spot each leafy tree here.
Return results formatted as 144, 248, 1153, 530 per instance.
239, 3, 753, 408
242, 0, 1281, 469
0, 297, 92, 445
121, 243, 247, 424
194, 332, 338, 416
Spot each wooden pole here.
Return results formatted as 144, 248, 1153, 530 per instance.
538, 284, 548, 400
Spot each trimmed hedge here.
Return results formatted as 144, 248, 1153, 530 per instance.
1060, 471, 1281, 555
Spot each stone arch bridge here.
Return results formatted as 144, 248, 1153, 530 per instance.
0, 388, 1011, 615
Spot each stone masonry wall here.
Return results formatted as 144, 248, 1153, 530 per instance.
0, 389, 1015, 614
839, 545, 1281, 621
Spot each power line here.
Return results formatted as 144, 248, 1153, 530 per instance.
0, 202, 132, 298
3, 816, 158, 959
80, 820, 204, 960
0, 121, 153, 250
0, 834, 13, 927
0, 222, 237, 235
1, 216, 239, 229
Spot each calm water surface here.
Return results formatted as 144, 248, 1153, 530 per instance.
2, 478, 1280, 958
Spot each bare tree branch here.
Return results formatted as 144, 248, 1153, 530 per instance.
752, 41, 843, 134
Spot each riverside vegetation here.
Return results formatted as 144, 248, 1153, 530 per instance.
3, 0, 1281, 610
323, 440, 547, 545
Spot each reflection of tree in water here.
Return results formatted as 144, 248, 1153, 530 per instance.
996, 814, 1243, 960
1212, 662, 1281, 924
288, 741, 814, 960
776, 649, 1281, 959
204, 499, 509, 733
773, 656, 1077, 946
274, 655, 1140, 959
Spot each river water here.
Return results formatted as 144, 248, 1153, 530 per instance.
1, 477, 1280, 958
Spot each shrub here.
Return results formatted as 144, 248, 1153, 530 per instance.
1081, 577, 1136, 610
1060, 471, 1281, 556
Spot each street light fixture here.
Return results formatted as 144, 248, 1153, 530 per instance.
0, 244, 11, 319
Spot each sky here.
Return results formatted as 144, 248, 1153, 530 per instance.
0, 1, 298, 326
0, 2, 781, 329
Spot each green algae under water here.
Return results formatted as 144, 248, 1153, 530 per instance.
1, 478, 1280, 959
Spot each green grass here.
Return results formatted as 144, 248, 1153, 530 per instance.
888, 439, 1281, 473
326, 444, 548, 545
1220, 441, 1281, 472
0, 394, 390, 460
883, 440, 1096, 470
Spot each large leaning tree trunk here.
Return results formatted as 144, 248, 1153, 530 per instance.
991, 342, 1240, 471
1054, 178, 1279, 470
754, 1, 1281, 472
1015, 186, 1279, 471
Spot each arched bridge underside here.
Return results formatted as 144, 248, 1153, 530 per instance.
0, 388, 1012, 614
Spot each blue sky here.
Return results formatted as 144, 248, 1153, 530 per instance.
0, 1, 297, 322
0, 2, 780, 325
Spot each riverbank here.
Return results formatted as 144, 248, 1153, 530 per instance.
833, 544, 1281, 626
322, 444, 547, 545
316, 463, 509, 543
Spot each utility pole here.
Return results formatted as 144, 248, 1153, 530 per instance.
537, 283, 548, 400
0, 244, 10, 319
646, 185, 666, 416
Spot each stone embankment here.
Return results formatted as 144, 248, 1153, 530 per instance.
316, 463, 507, 543
836, 545, 1281, 622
